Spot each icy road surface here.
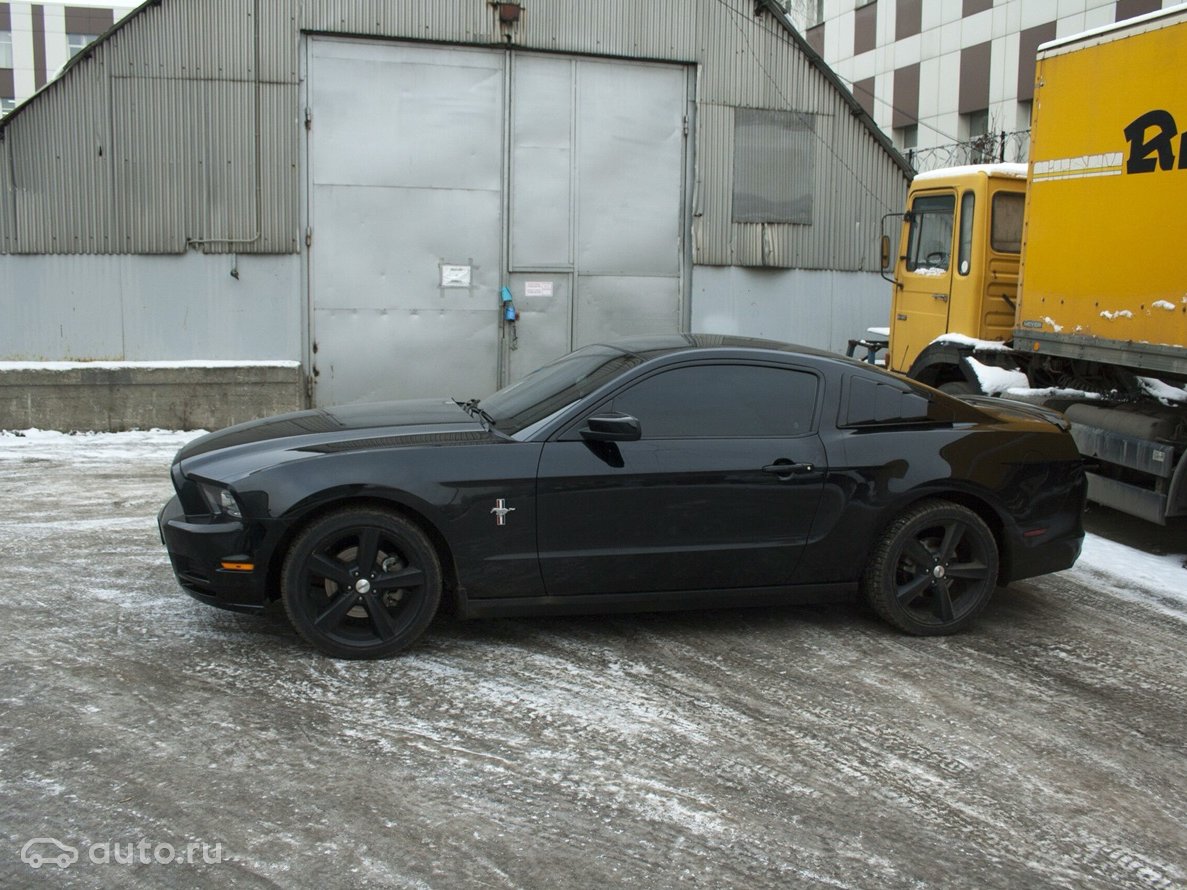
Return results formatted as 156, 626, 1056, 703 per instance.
1, 430, 1185, 889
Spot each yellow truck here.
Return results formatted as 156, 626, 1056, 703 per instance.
882, 6, 1187, 524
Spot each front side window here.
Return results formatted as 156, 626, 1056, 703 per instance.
905, 193, 955, 273
608, 365, 818, 439
991, 192, 1024, 253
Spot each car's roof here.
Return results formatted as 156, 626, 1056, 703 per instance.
596, 333, 843, 363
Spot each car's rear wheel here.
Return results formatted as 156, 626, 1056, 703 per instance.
281, 508, 442, 659
862, 500, 998, 635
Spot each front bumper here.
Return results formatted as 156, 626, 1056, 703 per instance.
158, 495, 271, 613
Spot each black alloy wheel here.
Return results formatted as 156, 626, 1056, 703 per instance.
862, 499, 999, 635
281, 508, 442, 659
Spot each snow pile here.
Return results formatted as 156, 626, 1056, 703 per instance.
1152, 300, 1177, 311
912, 163, 1027, 182
0, 360, 300, 372
932, 334, 1011, 351
1138, 377, 1187, 404
966, 358, 1028, 395
1099, 310, 1133, 320
1070, 534, 1187, 622
0, 429, 203, 463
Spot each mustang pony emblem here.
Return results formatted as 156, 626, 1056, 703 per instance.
490, 499, 516, 526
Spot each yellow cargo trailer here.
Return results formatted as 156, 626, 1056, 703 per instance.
882, 6, 1187, 524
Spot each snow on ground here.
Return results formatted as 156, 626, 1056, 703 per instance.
0, 360, 299, 371
1, 428, 1182, 619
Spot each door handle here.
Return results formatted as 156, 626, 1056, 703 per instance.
762, 461, 814, 478
932, 292, 949, 302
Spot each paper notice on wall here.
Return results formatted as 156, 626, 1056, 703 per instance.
440, 265, 472, 288
524, 281, 553, 297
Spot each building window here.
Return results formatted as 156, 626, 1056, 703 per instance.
895, 124, 918, 151
1016, 100, 1033, 131
0, 31, 14, 68
963, 109, 989, 139
732, 108, 816, 225
67, 33, 98, 58
0, 98, 15, 116
963, 109, 996, 163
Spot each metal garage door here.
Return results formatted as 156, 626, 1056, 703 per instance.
305, 38, 690, 405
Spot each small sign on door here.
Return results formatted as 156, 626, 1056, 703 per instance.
440, 264, 472, 288
524, 280, 553, 298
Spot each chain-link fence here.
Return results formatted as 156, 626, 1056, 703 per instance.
905, 130, 1031, 173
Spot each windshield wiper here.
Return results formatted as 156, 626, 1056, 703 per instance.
457, 398, 496, 428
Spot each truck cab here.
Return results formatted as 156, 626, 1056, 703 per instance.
886, 165, 1026, 389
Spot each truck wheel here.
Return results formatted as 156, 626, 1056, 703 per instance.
939, 380, 978, 395
862, 500, 998, 635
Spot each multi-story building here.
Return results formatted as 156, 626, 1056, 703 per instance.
785, 0, 1168, 170
1, 2, 134, 115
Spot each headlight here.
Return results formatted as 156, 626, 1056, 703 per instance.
198, 482, 243, 520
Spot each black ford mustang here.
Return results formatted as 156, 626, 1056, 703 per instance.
159, 335, 1086, 659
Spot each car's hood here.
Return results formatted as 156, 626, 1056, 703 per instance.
176, 398, 493, 479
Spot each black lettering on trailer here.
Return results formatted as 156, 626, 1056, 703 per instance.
1124, 109, 1179, 173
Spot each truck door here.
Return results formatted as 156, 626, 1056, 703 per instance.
890, 192, 956, 372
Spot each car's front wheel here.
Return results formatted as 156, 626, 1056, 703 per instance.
862, 500, 998, 635
281, 507, 442, 659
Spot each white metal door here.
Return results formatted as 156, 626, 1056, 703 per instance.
306, 39, 688, 405
307, 39, 504, 404
506, 55, 690, 383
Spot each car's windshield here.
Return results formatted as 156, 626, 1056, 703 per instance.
477, 344, 643, 435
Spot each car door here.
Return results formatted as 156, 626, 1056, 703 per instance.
535, 362, 827, 596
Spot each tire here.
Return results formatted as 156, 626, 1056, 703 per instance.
862, 500, 998, 636
281, 508, 442, 659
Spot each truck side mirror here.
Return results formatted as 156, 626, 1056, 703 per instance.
880, 234, 891, 271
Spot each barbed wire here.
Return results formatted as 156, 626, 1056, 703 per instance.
906, 129, 1032, 173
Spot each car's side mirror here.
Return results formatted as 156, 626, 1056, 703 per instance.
580, 412, 641, 442
880, 233, 891, 271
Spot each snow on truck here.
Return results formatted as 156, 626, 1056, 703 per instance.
880, 6, 1187, 525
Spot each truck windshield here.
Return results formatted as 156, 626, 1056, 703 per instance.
905, 194, 955, 273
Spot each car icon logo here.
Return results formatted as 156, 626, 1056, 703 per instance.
21, 837, 79, 870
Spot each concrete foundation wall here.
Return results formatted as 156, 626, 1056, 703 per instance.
691, 266, 891, 353
0, 363, 304, 432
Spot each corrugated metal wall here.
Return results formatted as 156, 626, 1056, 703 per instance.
0, 0, 907, 269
